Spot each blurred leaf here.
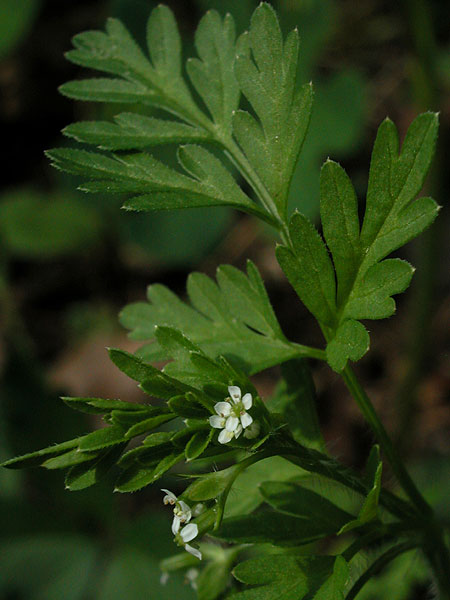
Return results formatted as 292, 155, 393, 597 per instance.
288, 70, 366, 219
338, 453, 382, 535
197, 558, 230, 600
0, 0, 41, 59
260, 481, 353, 528
231, 554, 345, 599
225, 457, 305, 518
119, 206, 231, 267
0, 535, 97, 600
0, 190, 101, 259
355, 548, 426, 600
97, 546, 195, 600
217, 506, 344, 546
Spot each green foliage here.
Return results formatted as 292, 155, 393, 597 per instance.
0, 0, 40, 59
0, 190, 101, 259
231, 555, 347, 599
120, 261, 310, 375
233, 3, 313, 215
278, 112, 439, 371
2, 4, 445, 598
268, 359, 325, 451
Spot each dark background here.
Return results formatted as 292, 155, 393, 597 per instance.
0, 0, 449, 598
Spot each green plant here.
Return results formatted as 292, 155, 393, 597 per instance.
2, 4, 448, 598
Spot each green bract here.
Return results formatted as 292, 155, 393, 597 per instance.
2, 3, 446, 599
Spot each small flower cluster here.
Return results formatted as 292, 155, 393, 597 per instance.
209, 386, 260, 443
162, 489, 202, 560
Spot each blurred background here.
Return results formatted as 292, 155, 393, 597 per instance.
0, 0, 449, 598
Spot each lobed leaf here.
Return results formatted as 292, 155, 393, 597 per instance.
63, 114, 210, 150
319, 113, 438, 370
276, 211, 336, 326
325, 320, 369, 373
233, 4, 313, 213
320, 160, 360, 305
120, 263, 304, 376
187, 10, 239, 135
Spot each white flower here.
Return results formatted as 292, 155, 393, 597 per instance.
209, 386, 254, 444
161, 489, 192, 534
162, 490, 202, 560
160, 572, 169, 586
162, 489, 177, 505
179, 523, 202, 560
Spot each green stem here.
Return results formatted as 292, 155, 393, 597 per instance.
222, 139, 291, 243
213, 449, 278, 530
345, 541, 419, 600
341, 366, 431, 517
291, 342, 327, 362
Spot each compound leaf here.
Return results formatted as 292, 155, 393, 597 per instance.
319, 113, 439, 371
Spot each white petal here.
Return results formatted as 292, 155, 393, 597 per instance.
225, 416, 239, 432
172, 515, 181, 535
218, 429, 234, 444
214, 401, 231, 417
180, 523, 198, 543
161, 489, 177, 505
234, 423, 243, 439
185, 544, 202, 560
228, 386, 241, 403
177, 501, 192, 523
160, 572, 169, 585
240, 412, 253, 428
242, 393, 252, 410
209, 415, 226, 429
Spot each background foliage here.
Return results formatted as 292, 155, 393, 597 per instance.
0, 0, 449, 598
